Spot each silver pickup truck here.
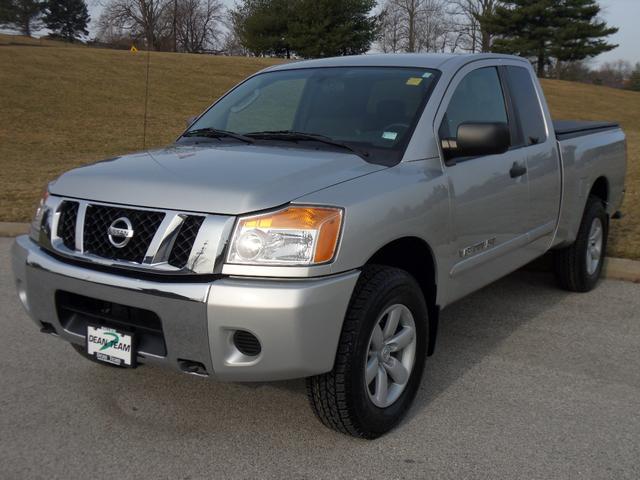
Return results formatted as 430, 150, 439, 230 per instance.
12, 53, 626, 438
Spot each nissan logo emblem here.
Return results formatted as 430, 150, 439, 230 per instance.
107, 217, 134, 248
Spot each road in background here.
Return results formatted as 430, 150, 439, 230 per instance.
1, 237, 639, 479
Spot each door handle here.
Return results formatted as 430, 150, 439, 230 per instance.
509, 162, 527, 178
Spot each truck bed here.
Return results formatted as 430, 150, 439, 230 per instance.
552, 119, 626, 250
553, 120, 620, 141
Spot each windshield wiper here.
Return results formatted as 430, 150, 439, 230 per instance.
246, 130, 369, 158
182, 128, 254, 144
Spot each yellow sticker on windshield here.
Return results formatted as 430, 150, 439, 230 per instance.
406, 77, 423, 86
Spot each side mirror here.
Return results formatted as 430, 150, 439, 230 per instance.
442, 122, 510, 164
185, 115, 198, 128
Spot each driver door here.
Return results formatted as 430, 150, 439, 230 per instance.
439, 65, 531, 301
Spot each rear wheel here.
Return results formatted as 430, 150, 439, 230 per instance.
306, 265, 428, 439
554, 196, 608, 292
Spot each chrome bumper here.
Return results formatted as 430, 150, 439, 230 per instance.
11, 236, 359, 381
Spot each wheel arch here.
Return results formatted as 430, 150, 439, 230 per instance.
589, 176, 610, 211
365, 236, 439, 356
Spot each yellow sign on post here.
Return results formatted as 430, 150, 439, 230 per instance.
130, 45, 138, 54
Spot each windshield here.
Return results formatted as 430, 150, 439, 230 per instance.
182, 66, 439, 165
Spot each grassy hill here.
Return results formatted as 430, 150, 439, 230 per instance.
0, 34, 282, 219
1, 34, 638, 259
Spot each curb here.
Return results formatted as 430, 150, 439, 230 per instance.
1, 221, 639, 283
0, 222, 29, 237
603, 257, 640, 283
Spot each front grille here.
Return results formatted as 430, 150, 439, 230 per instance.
83, 205, 165, 263
49, 199, 210, 271
56, 291, 167, 357
57, 201, 79, 250
168, 216, 205, 268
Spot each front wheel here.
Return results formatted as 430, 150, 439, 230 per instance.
554, 196, 608, 292
306, 266, 428, 439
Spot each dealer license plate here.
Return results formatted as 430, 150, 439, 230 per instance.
86, 325, 136, 367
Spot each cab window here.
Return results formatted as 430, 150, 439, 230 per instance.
439, 67, 508, 140
504, 66, 547, 146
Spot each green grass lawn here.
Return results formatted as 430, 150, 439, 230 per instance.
1, 34, 638, 258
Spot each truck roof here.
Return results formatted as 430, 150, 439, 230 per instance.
262, 53, 531, 74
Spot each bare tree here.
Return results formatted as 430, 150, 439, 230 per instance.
95, 14, 133, 47
414, 0, 453, 52
377, 0, 456, 53
550, 59, 593, 82
396, 0, 421, 52
448, 0, 500, 52
174, 0, 223, 52
98, 0, 222, 52
220, 24, 248, 56
378, 3, 404, 53
592, 60, 633, 89
99, 0, 172, 50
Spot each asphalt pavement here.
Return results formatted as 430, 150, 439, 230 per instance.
1, 237, 639, 480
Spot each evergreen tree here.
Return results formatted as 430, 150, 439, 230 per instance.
230, 0, 379, 58
43, 0, 90, 41
487, 0, 617, 77
0, 0, 10, 21
0, 0, 45, 36
230, 0, 292, 57
551, 0, 618, 65
289, 0, 379, 57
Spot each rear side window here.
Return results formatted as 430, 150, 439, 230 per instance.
504, 66, 547, 146
439, 67, 508, 139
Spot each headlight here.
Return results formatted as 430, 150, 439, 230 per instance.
227, 206, 343, 266
29, 190, 49, 243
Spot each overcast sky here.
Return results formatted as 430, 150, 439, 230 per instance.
83, 0, 638, 66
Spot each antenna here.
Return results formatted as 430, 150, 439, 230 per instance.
142, 46, 151, 150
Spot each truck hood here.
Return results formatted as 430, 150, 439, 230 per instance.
49, 144, 386, 215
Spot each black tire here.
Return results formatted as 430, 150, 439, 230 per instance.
554, 196, 608, 292
306, 265, 428, 439
70, 343, 125, 368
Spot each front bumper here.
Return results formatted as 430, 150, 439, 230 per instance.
11, 236, 359, 381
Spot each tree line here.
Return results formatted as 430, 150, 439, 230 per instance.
561, 59, 640, 92
1, 0, 89, 39
2, 0, 637, 90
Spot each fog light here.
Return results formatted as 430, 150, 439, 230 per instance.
233, 330, 261, 357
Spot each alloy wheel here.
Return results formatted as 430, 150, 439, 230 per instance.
365, 304, 417, 408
